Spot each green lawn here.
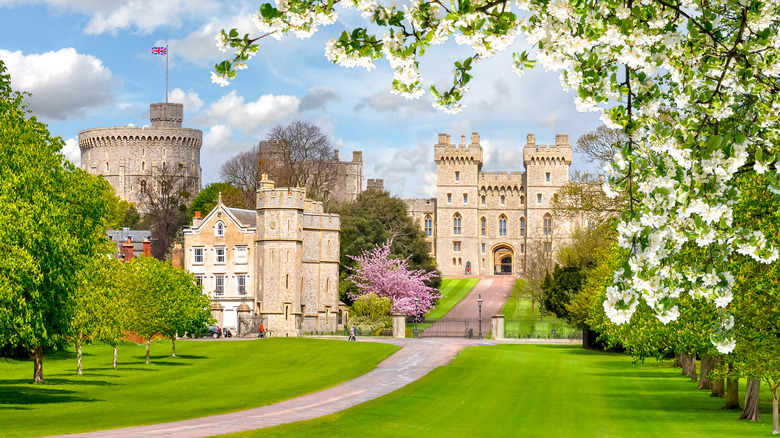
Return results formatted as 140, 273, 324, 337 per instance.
0, 338, 398, 437
501, 278, 579, 338
224, 344, 775, 437
408, 278, 480, 334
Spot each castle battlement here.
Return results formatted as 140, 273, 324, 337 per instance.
523, 133, 572, 165
404, 198, 437, 213
303, 213, 340, 230
434, 132, 483, 165
479, 171, 525, 185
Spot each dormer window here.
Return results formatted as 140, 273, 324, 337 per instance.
215, 221, 225, 237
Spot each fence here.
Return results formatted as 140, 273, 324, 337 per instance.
407, 317, 486, 338
502, 319, 581, 340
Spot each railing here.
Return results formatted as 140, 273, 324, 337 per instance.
503, 319, 581, 339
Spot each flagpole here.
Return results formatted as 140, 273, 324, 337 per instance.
165, 45, 169, 103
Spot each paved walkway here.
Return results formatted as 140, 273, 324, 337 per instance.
57, 338, 494, 438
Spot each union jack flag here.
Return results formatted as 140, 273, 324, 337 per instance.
151, 46, 167, 55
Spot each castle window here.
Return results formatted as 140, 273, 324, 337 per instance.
544, 214, 553, 236
105, 162, 109, 172
480, 217, 486, 237
521, 244, 525, 253
453, 241, 461, 252
424, 215, 433, 236
520, 195, 525, 205
520, 217, 526, 237
499, 215, 507, 237
193, 247, 204, 264
455, 171, 460, 182
537, 194, 542, 204
215, 221, 225, 237
481, 195, 486, 205
237, 274, 247, 296
453, 213, 462, 235
214, 275, 224, 296
286, 274, 289, 289
546, 172, 551, 182
215, 247, 226, 264
195, 275, 203, 291
142, 161, 145, 171
544, 242, 552, 254
235, 246, 248, 264
447, 193, 452, 204
427, 243, 433, 252
481, 243, 485, 254
500, 195, 505, 206
140, 180, 147, 195
463, 193, 468, 204
458, 258, 462, 266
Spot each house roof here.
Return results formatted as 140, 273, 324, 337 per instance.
226, 207, 256, 228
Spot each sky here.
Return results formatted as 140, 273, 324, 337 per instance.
0, 0, 604, 199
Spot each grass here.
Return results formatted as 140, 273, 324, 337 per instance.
223, 344, 776, 437
0, 338, 398, 437
501, 278, 580, 338
407, 278, 480, 333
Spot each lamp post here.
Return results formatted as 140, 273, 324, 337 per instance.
414, 297, 419, 338
478, 294, 483, 340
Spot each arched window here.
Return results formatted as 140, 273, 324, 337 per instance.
520, 195, 525, 205
520, 217, 526, 237
480, 217, 486, 237
481, 195, 486, 205
453, 213, 462, 235
140, 180, 147, 195
500, 195, 505, 206
499, 215, 507, 237
215, 221, 225, 237
544, 214, 553, 236
424, 215, 433, 236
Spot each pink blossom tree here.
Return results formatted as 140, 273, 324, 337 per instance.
346, 239, 440, 317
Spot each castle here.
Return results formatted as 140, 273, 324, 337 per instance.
183, 175, 341, 336
405, 132, 576, 277
78, 102, 202, 208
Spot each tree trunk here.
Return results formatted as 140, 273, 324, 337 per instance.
698, 356, 713, 390
113, 345, 118, 370
771, 382, 779, 435
725, 378, 741, 410
689, 354, 697, 382
530, 298, 535, 321
76, 331, 83, 376
680, 352, 693, 377
171, 335, 176, 357
740, 379, 761, 421
145, 341, 150, 364
31, 344, 44, 383
711, 357, 725, 397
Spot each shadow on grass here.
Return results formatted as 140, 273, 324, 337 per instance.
0, 378, 115, 386
130, 356, 197, 366
0, 386, 98, 406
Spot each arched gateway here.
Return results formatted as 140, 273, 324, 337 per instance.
492, 244, 515, 275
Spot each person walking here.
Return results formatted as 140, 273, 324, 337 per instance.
349, 324, 356, 341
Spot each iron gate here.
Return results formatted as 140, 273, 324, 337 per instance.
237, 315, 266, 337
408, 317, 484, 338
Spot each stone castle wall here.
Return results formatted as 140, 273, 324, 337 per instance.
78, 103, 202, 209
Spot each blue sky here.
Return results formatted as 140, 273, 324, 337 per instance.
0, 0, 603, 198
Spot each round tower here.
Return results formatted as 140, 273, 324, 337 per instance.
78, 103, 202, 209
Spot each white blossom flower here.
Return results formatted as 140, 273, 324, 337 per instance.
210, 71, 229, 87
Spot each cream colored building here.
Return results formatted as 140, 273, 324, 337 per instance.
184, 176, 340, 336
406, 132, 578, 277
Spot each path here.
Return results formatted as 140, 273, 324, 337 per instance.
57, 338, 492, 438
421, 275, 516, 337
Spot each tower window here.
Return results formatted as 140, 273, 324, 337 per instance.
481, 195, 486, 205
544, 214, 553, 236
520, 195, 525, 205
520, 217, 526, 237
140, 180, 147, 195
501, 195, 505, 206
453, 213, 462, 236
546, 172, 551, 182
453, 241, 461, 252
455, 171, 460, 182
499, 215, 507, 237
463, 193, 468, 204
424, 215, 433, 236
537, 194, 542, 204
481, 217, 486, 237
447, 193, 452, 204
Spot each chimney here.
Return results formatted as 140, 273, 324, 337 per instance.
171, 242, 184, 269
352, 151, 362, 163
460, 135, 466, 146
121, 237, 134, 261
334, 149, 340, 161
193, 210, 203, 228
527, 133, 536, 145
437, 133, 450, 145
556, 134, 569, 145
143, 239, 151, 257
471, 132, 480, 146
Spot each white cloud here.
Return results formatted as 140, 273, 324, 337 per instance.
354, 90, 435, 116
167, 13, 257, 65
62, 138, 80, 166
299, 86, 339, 112
202, 124, 236, 151
0, 48, 115, 120
195, 91, 300, 134
169, 88, 204, 112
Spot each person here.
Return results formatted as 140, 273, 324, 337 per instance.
259, 323, 265, 338
349, 324, 356, 341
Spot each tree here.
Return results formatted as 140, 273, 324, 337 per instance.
216, 1, 780, 354
0, 61, 112, 382
338, 189, 440, 303
72, 256, 129, 374
143, 163, 192, 260
103, 187, 142, 229
126, 256, 211, 363
346, 239, 440, 317
542, 265, 584, 322
519, 240, 555, 322
188, 182, 246, 219
220, 121, 337, 207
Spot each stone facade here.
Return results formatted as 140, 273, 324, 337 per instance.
405, 132, 578, 277
79, 103, 202, 209
330, 150, 364, 204
184, 176, 340, 336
